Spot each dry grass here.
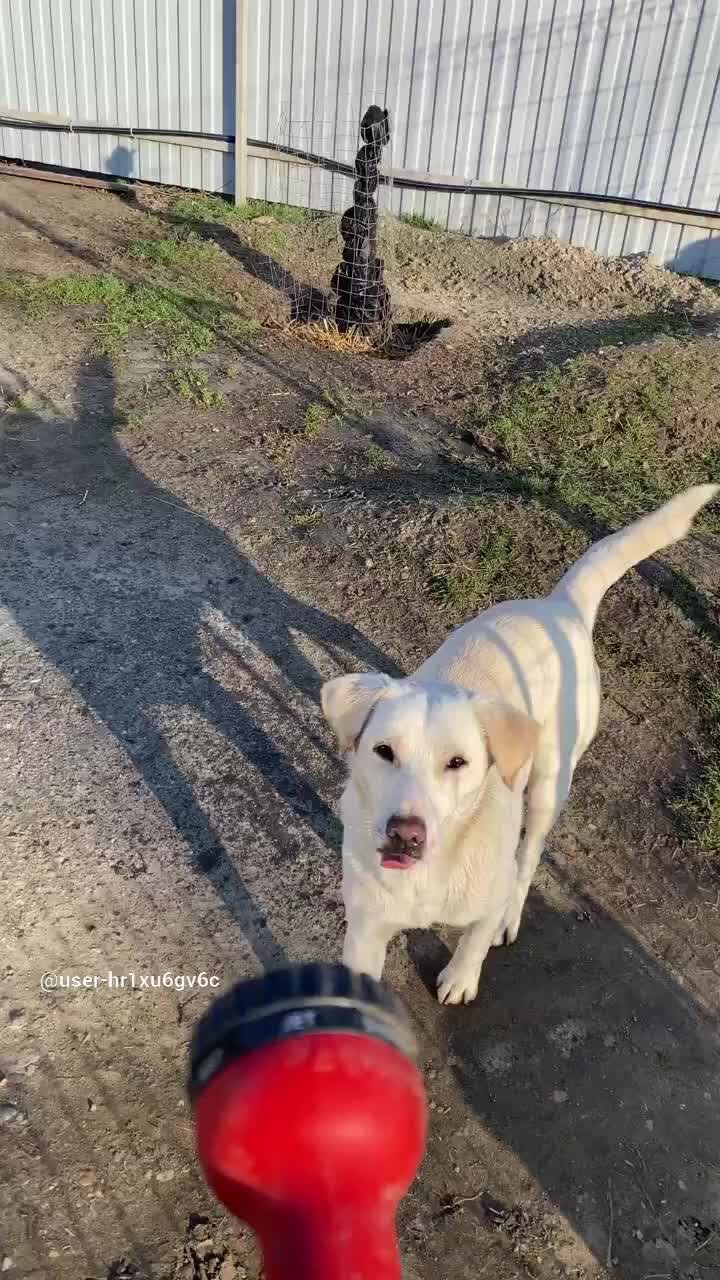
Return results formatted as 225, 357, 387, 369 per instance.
286, 318, 378, 355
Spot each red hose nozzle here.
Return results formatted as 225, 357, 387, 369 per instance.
189, 964, 428, 1280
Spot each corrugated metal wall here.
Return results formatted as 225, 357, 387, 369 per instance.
0, 0, 236, 196
2, 0, 720, 278
248, 0, 720, 279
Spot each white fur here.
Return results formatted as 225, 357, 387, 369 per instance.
322, 485, 717, 1003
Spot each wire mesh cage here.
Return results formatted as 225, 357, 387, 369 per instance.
238, 102, 452, 358
240, 105, 397, 347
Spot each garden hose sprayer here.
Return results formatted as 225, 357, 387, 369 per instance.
189, 963, 428, 1280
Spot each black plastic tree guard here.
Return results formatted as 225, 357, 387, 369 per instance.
331, 105, 391, 336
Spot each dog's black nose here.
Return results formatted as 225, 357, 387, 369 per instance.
385, 815, 426, 855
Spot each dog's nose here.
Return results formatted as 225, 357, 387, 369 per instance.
385, 815, 426, 855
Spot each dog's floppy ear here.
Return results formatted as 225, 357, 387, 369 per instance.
473, 698, 540, 789
321, 673, 394, 752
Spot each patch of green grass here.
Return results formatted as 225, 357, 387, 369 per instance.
170, 368, 225, 409
127, 233, 220, 272
253, 200, 315, 225
472, 343, 720, 528
114, 409, 145, 432
292, 506, 323, 529
0, 274, 126, 309
304, 401, 334, 439
173, 194, 314, 227
366, 444, 397, 472
6, 392, 33, 412
678, 763, 720, 858
400, 211, 444, 232
431, 530, 515, 613
322, 386, 367, 417
0, 272, 251, 359
675, 678, 720, 860
223, 313, 261, 342
257, 227, 289, 255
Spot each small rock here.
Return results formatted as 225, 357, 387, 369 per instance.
156, 1168, 175, 1183
365, 557, 374, 569
8, 1051, 40, 1076
0, 1103, 21, 1126
253, 215, 275, 225
2, 1257, 13, 1272
552, 1089, 568, 1104
77, 1169, 96, 1187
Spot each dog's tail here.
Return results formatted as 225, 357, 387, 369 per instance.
551, 484, 718, 631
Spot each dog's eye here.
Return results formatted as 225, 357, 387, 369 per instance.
374, 743, 395, 763
446, 756, 468, 770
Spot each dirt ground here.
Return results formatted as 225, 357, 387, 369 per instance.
1, 172, 720, 1280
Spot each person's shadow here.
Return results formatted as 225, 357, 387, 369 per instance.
0, 355, 399, 967
407, 884, 720, 1279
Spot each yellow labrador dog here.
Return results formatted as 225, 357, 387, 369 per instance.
322, 485, 717, 1004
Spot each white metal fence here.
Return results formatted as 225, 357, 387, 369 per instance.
1, 1, 720, 278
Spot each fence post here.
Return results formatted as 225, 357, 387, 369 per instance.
234, 0, 248, 205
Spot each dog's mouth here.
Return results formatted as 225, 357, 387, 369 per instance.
379, 843, 423, 871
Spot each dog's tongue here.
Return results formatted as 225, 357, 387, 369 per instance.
380, 851, 417, 870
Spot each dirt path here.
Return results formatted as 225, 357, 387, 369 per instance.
1, 174, 719, 1280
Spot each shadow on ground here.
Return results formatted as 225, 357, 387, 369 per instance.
0, 355, 398, 968
2, 191, 720, 1279
154, 205, 453, 356
353, 445, 720, 648
498, 304, 720, 380
408, 886, 720, 1279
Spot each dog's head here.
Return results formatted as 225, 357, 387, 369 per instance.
322, 674, 539, 869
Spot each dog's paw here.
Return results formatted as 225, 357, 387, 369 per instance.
491, 924, 506, 947
436, 961, 480, 1006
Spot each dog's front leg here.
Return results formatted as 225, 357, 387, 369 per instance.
343, 913, 397, 981
436, 918, 497, 1005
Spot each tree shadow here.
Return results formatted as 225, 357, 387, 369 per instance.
0, 199, 112, 271
408, 887, 720, 1278
0, 355, 399, 968
157, 203, 332, 323
353, 447, 720, 648
496, 304, 720, 381
153, 205, 452, 353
